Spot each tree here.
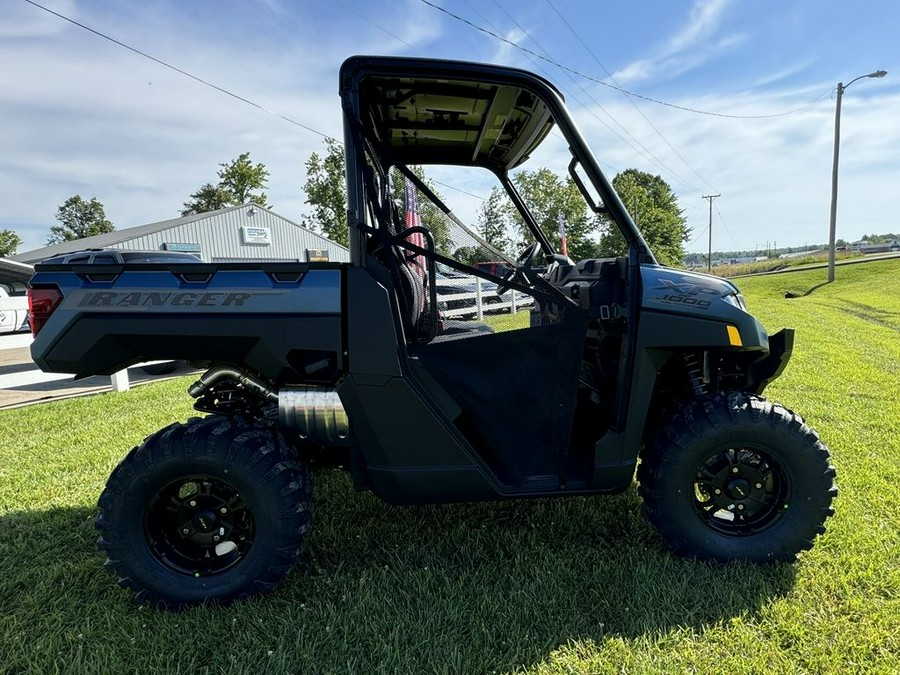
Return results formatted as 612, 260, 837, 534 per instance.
599, 168, 689, 267
0, 229, 22, 256
477, 187, 513, 257
302, 138, 348, 246
507, 168, 599, 260
181, 183, 233, 216
301, 139, 451, 253
218, 152, 270, 206
48, 196, 114, 244
181, 152, 270, 216
453, 245, 493, 266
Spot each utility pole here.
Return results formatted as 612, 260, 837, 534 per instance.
702, 194, 720, 272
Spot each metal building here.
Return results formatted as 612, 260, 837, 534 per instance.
13, 203, 349, 265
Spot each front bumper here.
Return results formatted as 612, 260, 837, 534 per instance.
748, 328, 794, 394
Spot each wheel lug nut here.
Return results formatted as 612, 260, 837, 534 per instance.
714, 489, 722, 495
189, 500, 197, 507
732, 468, 739, 474
213, 535, 220, 542
755, 483, 762, 489
737, 504, 745, 511
220, 507, 227, 514
182, 528, 190, 535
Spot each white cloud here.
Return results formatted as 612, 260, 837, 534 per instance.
669, 0, 732, 53
0, 2, 408, 251
397, 0, 444, 48
752, 60, 816, 88
0, 0, 76, 38
2, 0, 895, 258
569, 84, 900, 251
252, 0, 287, 17
612, 0, 740, 85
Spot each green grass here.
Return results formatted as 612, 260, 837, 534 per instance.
708, 250, 861, 278
2, 260, 899, 673
483, 308, 530, 332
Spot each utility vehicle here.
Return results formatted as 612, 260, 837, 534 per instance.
27, 56, 836, 608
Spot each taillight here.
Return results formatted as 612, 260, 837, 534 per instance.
27, 286, 63, 336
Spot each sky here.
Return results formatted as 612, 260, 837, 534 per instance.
2, 0, 898, 256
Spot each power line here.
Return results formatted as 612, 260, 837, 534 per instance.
430, 181, 485, 201
333, 0, 414, 49
469, 0, 625, 177
419, 0, 831, 120
543, 0, 718, 193
23, 0, 487, 203
22, 0, 702, 205
487, 0, 702, 192
23, 0, 336, 141
713, 202, 739, 250
472, 0, 624, 175
681, 202, 705, 246
688, 224, 709, 249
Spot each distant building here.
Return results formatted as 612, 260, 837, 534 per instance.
13, 204, 348, 265
849, 240, 899, 254
778, 250, 821, 259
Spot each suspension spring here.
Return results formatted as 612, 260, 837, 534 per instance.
683, 352, 708, 397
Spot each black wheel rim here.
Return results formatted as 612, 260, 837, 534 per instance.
692, 446, 791, 536
143, 476, 255, 576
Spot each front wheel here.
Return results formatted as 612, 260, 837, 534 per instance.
95, 416, 312, 609
638, 392, 836, 562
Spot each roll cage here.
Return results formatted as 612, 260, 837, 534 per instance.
339, 55, 656, 270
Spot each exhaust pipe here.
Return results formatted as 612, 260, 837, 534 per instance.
188, 365, 278, 402
278, 387, 349, 446
189, 366, 349, 446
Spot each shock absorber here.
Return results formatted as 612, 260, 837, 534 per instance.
682, 352, 708, 397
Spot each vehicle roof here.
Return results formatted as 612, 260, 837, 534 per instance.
340, 55, 563, 172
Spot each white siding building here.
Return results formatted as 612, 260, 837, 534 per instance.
14, 204, 349, 265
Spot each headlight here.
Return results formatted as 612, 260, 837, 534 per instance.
723, 292, 748, 311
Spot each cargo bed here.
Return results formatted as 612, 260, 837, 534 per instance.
29, 259, 345, 383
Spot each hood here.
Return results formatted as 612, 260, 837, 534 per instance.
641, 265, 744, 320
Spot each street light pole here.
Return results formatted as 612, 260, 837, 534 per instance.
827, 69, 887, 283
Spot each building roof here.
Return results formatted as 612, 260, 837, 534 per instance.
12, 203, 342, 264
0, 257, 34, 288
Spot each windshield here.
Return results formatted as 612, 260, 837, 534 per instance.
383, 129, 609, 280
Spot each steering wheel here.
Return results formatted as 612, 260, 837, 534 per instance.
496, 242, 542, 295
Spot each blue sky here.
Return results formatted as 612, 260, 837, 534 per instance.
2, 0, 898, 255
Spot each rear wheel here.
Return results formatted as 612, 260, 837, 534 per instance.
96, 416, 312, 609
638, 392, 836, 562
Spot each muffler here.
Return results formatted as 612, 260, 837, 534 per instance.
278, 387, 349, 446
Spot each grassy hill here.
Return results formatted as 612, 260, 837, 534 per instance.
1, 260, 898, 673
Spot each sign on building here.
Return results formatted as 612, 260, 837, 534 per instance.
306, 249, 330, 262
241, 226, 272, 245
164, 242, 201, 253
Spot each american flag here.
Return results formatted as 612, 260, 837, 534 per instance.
403, 177, 426, 276
557, 211, 568, 257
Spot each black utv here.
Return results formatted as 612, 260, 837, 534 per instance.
27, 55, 836, 608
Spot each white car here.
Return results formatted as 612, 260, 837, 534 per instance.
0, 286, 29, 334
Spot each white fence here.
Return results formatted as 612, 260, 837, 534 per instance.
437, 276, 534, 320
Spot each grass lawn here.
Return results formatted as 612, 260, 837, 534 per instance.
709, 249, 861, 278
1, 260, 899, 673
